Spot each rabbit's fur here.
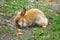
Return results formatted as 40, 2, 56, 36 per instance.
14, 8, 48, 28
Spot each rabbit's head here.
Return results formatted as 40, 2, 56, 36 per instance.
18, 7, 27, 28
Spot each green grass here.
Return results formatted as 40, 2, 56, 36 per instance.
0, 0, 60, 40
0, 26, 14, 34
0, 0, 28, 16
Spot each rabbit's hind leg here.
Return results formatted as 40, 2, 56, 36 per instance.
41, 23, 47, 28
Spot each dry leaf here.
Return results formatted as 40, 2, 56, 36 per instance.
0, 12, 3, 15
55, 14, 59, 16
16, 32, 23, 36
16, 29, 23, 36
49, 0, 54, 2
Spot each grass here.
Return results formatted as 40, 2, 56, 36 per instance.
0, 0, 28, 16
0, 0, 60, 40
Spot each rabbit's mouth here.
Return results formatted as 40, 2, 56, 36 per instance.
18, 22, 23, 28
18, 22, 27, 28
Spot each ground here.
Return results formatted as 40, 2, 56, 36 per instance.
0, 0, 60, 40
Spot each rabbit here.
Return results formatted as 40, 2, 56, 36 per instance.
14, 8, 48, 29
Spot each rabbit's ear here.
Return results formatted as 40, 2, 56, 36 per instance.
20, 7, 26, 17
